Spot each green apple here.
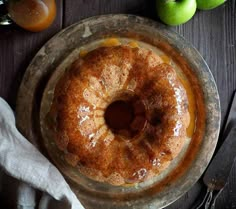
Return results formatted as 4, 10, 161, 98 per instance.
197, 0, 226, 10
156, 0, 197, 26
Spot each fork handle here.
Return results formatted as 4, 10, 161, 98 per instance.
195, 187, 222, 209
204, 189, 213, 209
210, 188, 224, 209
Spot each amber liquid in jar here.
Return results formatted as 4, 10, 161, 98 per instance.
8, 0, 56, 32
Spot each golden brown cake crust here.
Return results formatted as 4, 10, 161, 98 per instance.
48, 45, 190, 185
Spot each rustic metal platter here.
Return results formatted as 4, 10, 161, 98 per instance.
16, 14, 221, 209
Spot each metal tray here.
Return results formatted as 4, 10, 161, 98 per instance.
16, 14, 221, 209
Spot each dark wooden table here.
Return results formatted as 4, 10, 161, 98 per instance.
0, 1, 236, 208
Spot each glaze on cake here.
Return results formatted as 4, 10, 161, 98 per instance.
47, 45, 190, 185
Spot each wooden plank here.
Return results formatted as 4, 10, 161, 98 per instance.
63, 0, 149, 27
0, 0, 63, 108
0, 0, 234, 208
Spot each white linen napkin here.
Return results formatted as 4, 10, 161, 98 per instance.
0, 97, 85, 209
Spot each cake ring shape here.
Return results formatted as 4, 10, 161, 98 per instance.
46, 45, 190, 185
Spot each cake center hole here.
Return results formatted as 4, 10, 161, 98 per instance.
105, 98, 147, 138
105, 100, 134, 130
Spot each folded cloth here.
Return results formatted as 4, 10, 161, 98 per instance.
0, 98, 85, 209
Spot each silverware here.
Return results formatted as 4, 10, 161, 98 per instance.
196, 91, 236, 209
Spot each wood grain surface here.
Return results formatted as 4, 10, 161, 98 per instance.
0, 0, 236, 208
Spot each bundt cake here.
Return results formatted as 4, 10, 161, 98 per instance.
47, 45, 190, 185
